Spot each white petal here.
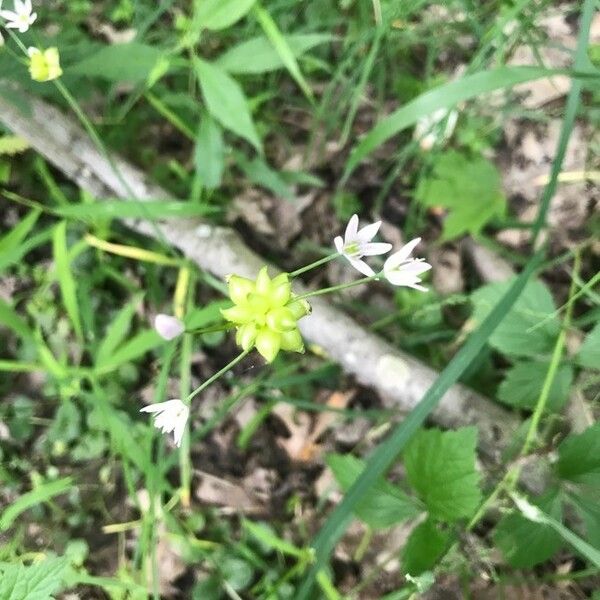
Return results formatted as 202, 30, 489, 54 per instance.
334, 235, 344, 255
344, 214, 359, 242
154, 314, 185, 340
14, 0, 25, 14
398, 260, 432, 275
172, 418, 187, 447
356, 220, 381, 243
27, 46, 40, 57
361, 242, 392, 256
0, 10, 18, 20
384, 238, 422, 271
140, 399, 183, 414
348, 258, 375, 277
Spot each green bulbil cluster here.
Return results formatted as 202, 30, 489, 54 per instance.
221, 267, 311, 363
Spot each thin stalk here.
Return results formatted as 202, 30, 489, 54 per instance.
289, 253, 338, 278
294, 275, 378, 301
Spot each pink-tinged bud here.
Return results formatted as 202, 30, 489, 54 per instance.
154, 314, 185, 340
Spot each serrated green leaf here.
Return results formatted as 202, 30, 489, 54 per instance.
195, 112, 224, 189
0, 557, 67, 600
415, 151, 505, 240
52, 221, 83, 340
498, 361, 572, 410
403, 427, 481, 522
195, 58, 261, 151
494, 489, 563, 568
471, 278, 559, 357
217, 33, 332, 74
402, 518, 452, 576
194, 0, 256, 30
576, 323, 600, 369
0, 135, 29, 156
69, 43, 163, 82
557, 423, 600, 488
327, 454, 421, 529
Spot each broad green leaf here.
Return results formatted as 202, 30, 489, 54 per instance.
217, 33, 332, 74
194, 0, 256, 30
195, 58, 261, 151
327, 454, 421, 529
0, 557, 67, 600
557, 423, 600, 488
254, 5, 313, 99
497, 361, 572, 411
402, 518, 452, 575
54, 200, 216, 221
52, 222, 83, 340
568, 492, 600, 549
94, 329, 162, 374
576, 323, 600, 369
195, 112, 224, 189
343, 66, 563, 180
0, 478, 73, 532
494, 489, 563, 568
415, 151, 506, 240
403, 427, 481, 522
69, 43, 163, 82
95, 294, 143, 367
471, 279, 559, 358
0, 298, 34, 343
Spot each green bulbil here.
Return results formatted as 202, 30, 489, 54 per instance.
221, 267, 311, 362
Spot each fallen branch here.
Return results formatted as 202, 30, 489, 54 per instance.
0, 90, 520, 462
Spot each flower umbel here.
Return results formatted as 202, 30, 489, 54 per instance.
334, 214, 392, 276
1, 0, 36, 32
154, 314, 185, 340
221, 267, 311, 363
140, 399, 189, 447
383, 237, 432, 292
27, 47, 62, 82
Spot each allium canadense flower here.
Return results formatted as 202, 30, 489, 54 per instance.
334, 214, 392, 276
221, 267, 310, 363
383, 237, 432, 292
0, 0, 36, 33
27, 47, 62, 82
154, 314, 185, 340
140, 399, 188, 447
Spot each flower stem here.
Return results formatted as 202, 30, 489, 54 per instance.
186, 348, 251, 403
294, 275, 379, 301
289, 253, 338, 278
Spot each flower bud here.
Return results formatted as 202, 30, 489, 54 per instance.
28, 47, 62, 82
154, 314, 185, 340
255, 329, 281, 363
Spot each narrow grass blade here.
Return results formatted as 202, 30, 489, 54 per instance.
0, 298, 34, 343
342, 66, 563, 182
0, 208, 40, 253
0, 477, 73, 532
254, 5, 314, 101
53, 221, 84, 340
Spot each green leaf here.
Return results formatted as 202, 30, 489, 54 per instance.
403, 427, 481, 522
69, 43, 163, 82
0, 557, 67, 600
54, 200, 216, 221
576, 323, 600, 369
94, 329, 162, 374
471, 278, 559, 358
194, 0, 256, 30
402, 518, 452, 576
327, 454, 421, 529
343, 66, 563, 181
195, 113, 224, 189
557, 423, 600, 488
217, 33, 332, 74
568, 491, 600, 549
0, 135, 29, 156
236, 153, 294, 199
254, 5, 313, 100
497, 361, 572, 411
194, 58, 261, 151
494, 489, 563, 568
0, 478, 73, 532
415, 151, 505, 240
52, 221, 83, 340
0, 298, 34, 343
0, 209, 40, 254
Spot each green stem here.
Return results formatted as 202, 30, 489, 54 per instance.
294, 275, 378, 301
289, 253, 338, 278
185, 322, 235, 336
186, 349, 251, 403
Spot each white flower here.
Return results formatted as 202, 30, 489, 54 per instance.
140, 399, 189, 447
383, 237, 432, 292
0, 0, 37, 33
334, 214, 392, 276
154, 314, 184, 340
414, 108, 458, 151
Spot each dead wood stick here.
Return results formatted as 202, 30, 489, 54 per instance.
0, 90, 520, 462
